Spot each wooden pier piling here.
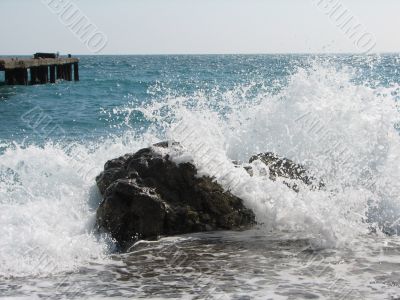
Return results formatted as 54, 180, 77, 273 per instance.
0, 53, 79, 85
62, 64, 68, 81
15, 68, 28, 85
65, 63, 72, 81
5, 70, 15, 85
73, 62, 79, 81
56, 65, 63, 80
49, 65, 56, 83
38, 66, 48, 84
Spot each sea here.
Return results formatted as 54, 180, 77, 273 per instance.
1, 54, 400, 299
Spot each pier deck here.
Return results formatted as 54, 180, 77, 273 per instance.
0, 53, 79, 85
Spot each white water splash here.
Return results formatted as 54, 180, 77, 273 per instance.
1, 61, 400, 279
159, 62, 400, 248
0, 135, 155, 278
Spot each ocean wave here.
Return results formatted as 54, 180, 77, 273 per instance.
1, 60, 400, 278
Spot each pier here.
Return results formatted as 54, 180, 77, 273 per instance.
0, 53, 79, 85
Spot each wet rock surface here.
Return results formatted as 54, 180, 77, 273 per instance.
96, 143, 255, 250
247, 152, 323, 191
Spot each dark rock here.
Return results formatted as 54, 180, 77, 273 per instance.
96, 143, 255, 250
248, 152, 323, 191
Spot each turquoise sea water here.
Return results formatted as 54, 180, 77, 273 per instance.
2, 55, 400, 299
1, 55, 399, 144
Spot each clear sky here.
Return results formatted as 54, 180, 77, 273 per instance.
0, 0, 399, 55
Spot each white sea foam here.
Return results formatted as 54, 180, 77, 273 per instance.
1, 61, 400, 279
0, 135, 154, 278
161, 62, 400, 248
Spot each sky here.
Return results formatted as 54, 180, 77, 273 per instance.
0, 0, 399, 55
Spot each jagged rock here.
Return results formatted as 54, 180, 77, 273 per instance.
248, 152, 323, 191
96, 143, 255, 250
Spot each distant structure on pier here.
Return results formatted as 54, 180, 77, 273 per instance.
0, 53, 79, 85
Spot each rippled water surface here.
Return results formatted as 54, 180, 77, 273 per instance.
1, 55, 400, 299
2, 231, 400, 299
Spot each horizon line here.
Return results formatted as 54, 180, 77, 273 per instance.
0, 51, 399, 57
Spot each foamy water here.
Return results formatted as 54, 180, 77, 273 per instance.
162, 61, 400, 247
1, 55, 400, 299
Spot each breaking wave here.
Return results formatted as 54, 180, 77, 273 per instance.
1, 60, 400, 278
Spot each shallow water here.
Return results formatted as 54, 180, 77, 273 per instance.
2, 230, 400, 299
1, 55, 400, 299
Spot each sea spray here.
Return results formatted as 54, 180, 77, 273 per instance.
157, 62, 400, 247
2, 58, 400, 280
0, 136, 151, 277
